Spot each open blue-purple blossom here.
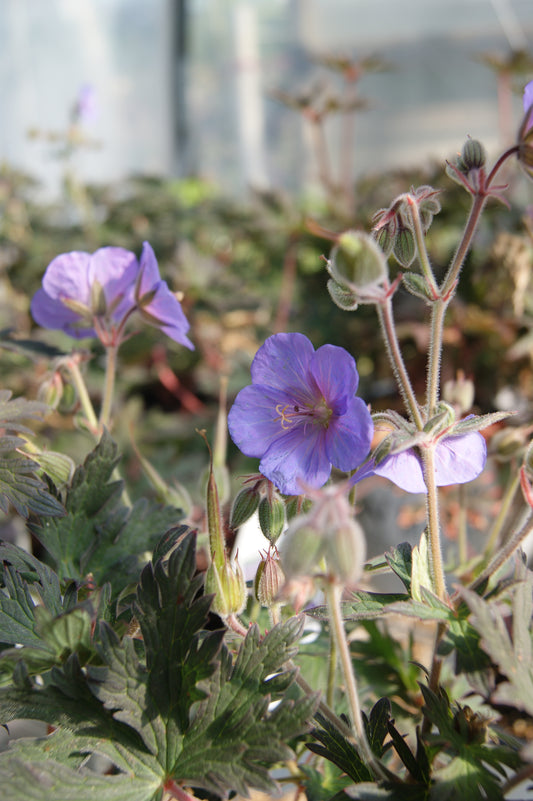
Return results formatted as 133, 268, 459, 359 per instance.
31, 242, 193, 349
134, 242, 194, 349
352, 429, 487, 494
228, 333, 373, 496
31, 247, 139, 339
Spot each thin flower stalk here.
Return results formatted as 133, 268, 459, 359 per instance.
63, 355, 99, 434
376, 295, 424, 429
324, 580, 386, 779
420, 444, 447, 600
99, 343, 119, 431
406, 195, 439, 299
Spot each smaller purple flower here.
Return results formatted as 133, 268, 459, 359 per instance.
31, 247, 139, 339
134, 242, 193, 349
228, 333, 373, 496
352, 430, 487, 494
523, 80, 533, 134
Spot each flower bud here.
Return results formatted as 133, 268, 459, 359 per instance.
38, 372, 64, 410
443, 371, 475, 415
254, 550, 285, 607
230, 485, 260, 529
392, 224, 416, 268
205, 558, 246, 617
328, 231, 387, 291
285, 495, 312, 521
402, 272, 434, 302
323, 518, 366, 585
491, 428, 526, 462
279, 515, 325, 580
258, 494, 286, 544
423, 402, 455, 437
457, 139, 486, 173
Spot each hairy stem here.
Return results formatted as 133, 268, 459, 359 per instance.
99, 344, 118, 431
377, 297, 424, 429
425, 298, 446, 418
441, 193, 486, 298
421, 445, 447, 600
324, 580, 385, 778
407, 196, 439, 298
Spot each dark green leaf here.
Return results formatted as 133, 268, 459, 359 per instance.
29, 432, 183, 597
307, 711, 372, 783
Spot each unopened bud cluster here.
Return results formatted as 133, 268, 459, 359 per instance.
279, 488, 366, 586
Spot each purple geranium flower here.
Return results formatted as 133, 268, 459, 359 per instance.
352, 429, 487, 494
228, 333, 373, 496
134, 242, 194, 349
31, 247, 139, 339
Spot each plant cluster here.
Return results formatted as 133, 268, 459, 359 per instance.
1, 74, 533, 801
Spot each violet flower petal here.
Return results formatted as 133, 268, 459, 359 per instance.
250, 332, 315, 397
228, 384, 295, 458
433, 430, 487, 486
31, 252, 95, 337
136, 241, 194, 349
31, 287, 96, 339
325, 396, 374, 472
310, 343, 358, 411
373, 430, 487, 493
259, 426, 331, 496
41, 251, 92, 306
374, 451, 426, 493
89, 247, 139, 319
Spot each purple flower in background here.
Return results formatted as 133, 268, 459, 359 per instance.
31, 247, 139, 340
228, 333, 373, 496
75, 83, 99, 124
134, 242, 194, 349
352, 430, 487, 494
523, 80, 533, 133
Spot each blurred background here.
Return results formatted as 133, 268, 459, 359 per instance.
2, 0, 533, 198
1, 0, 533, 561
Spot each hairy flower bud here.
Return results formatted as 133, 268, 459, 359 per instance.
279, 515, 325, 580
254, 550, 285, 607
402, 272, 435, 302
280, 488, 367, 586
323, 518, 366, 585
423, 402, 456, 437
258, 494, 286, 544
457, 139, 486, 173
38, 372, 64, 410
229, 485, 260, 529
392, 224, 416, 268
205, 558, 246, 617
328, 231, 388, 291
